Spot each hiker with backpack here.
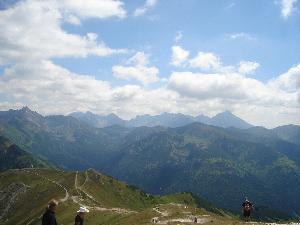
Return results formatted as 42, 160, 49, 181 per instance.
42, 200, 58, 225
242, 197, 253, 221
75, 206, 89, 225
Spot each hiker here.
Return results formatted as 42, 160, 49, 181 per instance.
194, 216, 198, 224
42, 200, 58, 225
242, 197, 253, 221
75, 206, 89, 225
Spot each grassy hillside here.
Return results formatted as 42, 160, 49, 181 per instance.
1, 168, 295, 225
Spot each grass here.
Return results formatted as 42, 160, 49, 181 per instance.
0, 168, 298, 225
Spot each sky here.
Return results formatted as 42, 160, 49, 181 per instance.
0, 0, 299, 128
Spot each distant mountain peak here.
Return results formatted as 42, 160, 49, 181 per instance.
85, 111, 95, 115
20, 106, 31, 111
211, 111, 253, 129
107, 113, 121, 118
7, 107, 44, 123
18, 106, 39, 115
215, 110, 235, 116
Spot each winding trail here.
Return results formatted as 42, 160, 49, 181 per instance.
153, 207, 169, 217
12, 169, 136, 225
151, 204, 210, 224
29, 170, 69, 203
73, 171, 135, 214
24, 170, 69, 225
79, 170, 89, 188
74, 171, 101, 205
156, 218, 209, 224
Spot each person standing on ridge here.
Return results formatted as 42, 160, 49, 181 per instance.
194, 216, 198, 224
75, 206, 89, 225
42, 200, 58, 225
242, 197, 253, 221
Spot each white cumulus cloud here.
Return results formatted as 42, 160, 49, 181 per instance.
171, 46, 190, 67
0, 0, 127, 65
238, 61, 260, 75
0, 59, 299, 127
269, 64, 300, 93
0, 60, 174, 118
189, 52, 222, 71
0, 60, 113, 114
59, 0, 126, 19
167, 69, 299, 127
134, 0, 158, 16
112, 52, 159, 85
280, 0, 298, 19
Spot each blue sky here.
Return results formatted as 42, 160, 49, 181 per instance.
0, 0, 299, 127
56, 0, 300, 82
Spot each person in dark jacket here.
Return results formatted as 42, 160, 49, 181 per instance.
75, 206, 89, 225
42, 200, 58, 225
194, 216, 198, 223
242, 197, 253, 221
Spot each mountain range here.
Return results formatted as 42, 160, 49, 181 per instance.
0, 107, 300, 218
69, 110, 253, 129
